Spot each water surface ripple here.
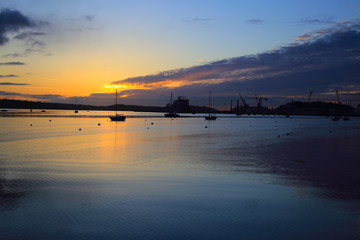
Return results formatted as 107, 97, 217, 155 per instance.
1, 112, 360, 239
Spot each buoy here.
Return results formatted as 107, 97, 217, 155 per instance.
79, 128, 82, 131
98, 123, 100, 126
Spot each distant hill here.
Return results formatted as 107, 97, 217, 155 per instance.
2, 99, 357, 116
0, 99, 214, 113
275, 101, 356, 116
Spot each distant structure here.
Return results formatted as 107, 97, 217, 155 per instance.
173, 96, 190, 113
235, 93, 269, 114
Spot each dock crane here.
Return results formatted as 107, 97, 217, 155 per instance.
247, 94, 268, 109
238, 93, 249, 114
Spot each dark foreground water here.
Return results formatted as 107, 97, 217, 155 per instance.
1, 112, 360, 239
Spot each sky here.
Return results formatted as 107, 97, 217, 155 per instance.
1, 0, 360, 108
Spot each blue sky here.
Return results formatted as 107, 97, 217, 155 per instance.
0, 0, 360, 107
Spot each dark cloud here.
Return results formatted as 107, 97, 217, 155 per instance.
0, 8, 47, 55
0, 61, 25, 65
246, 19, 265, 25
14, 31, 45, 40
0, 82, 29, 85
110, 20, 360, 107
0, 8, 34, 45
0, 74, 18, 78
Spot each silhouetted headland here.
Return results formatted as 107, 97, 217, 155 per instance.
274, 101, 358, 116
0, 99, 215, 114
1, 99, 359, 116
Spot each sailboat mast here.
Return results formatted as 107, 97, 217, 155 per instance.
170, 92, 173, 111
115, 89, 118, 115
208, 91, 211, 116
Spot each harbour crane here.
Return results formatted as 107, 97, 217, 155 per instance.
247, 94, 268, 109
238, 93, 249, 114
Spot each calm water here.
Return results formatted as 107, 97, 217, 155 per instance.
1, 111, 360, 240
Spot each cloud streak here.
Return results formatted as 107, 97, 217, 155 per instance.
14, 31, 45, 40
300, 16, 335, 25
0, 62, 25, 66
0, 74, 19, 78
0, 82, 29, 85
183, 17, 215, 25
0, 91, 61, 100
246, 19, 265, 25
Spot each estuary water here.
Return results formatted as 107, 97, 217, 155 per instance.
1, 110, 360, 240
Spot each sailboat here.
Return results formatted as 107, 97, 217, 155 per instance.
109, 89, 126, 121
164, 92, 180, 118
205, 91, 216, 120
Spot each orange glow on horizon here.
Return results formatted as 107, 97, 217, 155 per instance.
103, 76, 228, 92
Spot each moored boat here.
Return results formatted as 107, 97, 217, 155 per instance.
109, 89, 126, 121
205, 91, 216, 120
164, 92, 180, 118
